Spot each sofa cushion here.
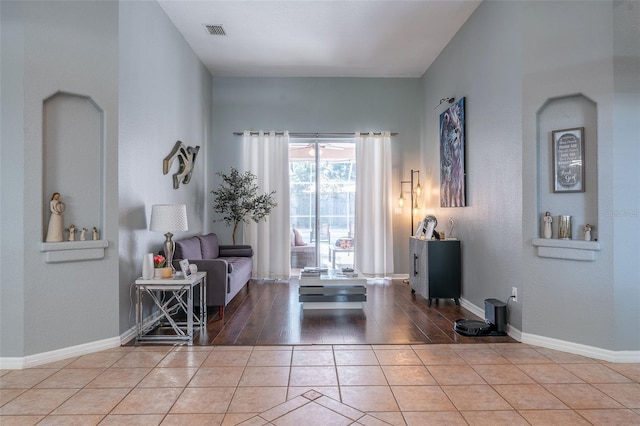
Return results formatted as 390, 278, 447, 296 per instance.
198, 233, 220, 259
292, 228, 306, 246
226, 257, 253, 293
174, 236, 202, 260
219, 245, 253, 257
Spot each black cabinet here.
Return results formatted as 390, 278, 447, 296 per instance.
409, 238, 461, 306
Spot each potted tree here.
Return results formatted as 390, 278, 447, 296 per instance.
211, 168, 277, 245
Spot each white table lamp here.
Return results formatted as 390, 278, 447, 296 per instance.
150, 204, 188, 271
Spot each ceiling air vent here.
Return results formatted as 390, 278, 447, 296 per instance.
205, 24, 226, 36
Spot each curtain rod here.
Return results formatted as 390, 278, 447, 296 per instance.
233, 131, 397, 137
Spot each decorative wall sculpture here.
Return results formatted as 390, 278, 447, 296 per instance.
163, 140, 200, 189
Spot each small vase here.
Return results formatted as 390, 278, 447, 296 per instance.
558, 215, 572, 240
154, 268, 163, 278
142, 253, 154, 279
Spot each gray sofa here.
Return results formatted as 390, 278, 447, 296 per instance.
173, 233, 253, 318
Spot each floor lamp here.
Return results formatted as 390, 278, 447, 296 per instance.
399, 169, 422, 235
150, 204, 188, 271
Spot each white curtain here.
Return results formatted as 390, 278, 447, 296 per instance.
242, 131, 290, 279
355, 132, 394, 276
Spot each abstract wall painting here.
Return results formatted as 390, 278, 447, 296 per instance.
439, 97, 466, 207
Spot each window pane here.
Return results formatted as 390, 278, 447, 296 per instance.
289, 141, 355, 273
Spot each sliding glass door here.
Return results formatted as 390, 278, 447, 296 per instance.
289, 140, 355, 272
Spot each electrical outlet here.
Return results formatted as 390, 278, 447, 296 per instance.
511, 287, 518, 302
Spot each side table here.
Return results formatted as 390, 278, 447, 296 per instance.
134, 271, 207, 344
328, 245, 354, 269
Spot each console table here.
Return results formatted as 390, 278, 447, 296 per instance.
409, 238, 461, 306
298, 270, 366, 309
134, 271, 206, 344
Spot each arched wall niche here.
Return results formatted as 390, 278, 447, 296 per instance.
532, 94, 600, 261
41, 91, 108, 262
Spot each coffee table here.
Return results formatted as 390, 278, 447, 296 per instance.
298, 270, 367, 309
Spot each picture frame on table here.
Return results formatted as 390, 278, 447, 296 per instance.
552, 127, 585, 193
424, 220, 436, 240
179, 259, 192, 278
414, 221, 425, 238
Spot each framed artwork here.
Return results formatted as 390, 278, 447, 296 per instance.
414, 221, 425, 238
423, 215, 437, 239
440, 97, 466, 207
552, 127, 585, 193
424, 220, 436, 240
179, 259, 192, 278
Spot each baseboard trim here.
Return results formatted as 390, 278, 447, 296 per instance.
507, 324, 523, 342
459, 298, 639, 363
120, 326, 138, 346
1, 312, 164, 369
459, 297, 484, 318
119, 310, 166, 347
521, 332, 640, 363
0, 336, 121, 370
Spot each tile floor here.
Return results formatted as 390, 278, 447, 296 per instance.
1, 343, 639, 425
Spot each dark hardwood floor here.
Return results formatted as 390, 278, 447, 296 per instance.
191, 279, 516, 346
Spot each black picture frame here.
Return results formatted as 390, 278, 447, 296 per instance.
552, 127, 585, 193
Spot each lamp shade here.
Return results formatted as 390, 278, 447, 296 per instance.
149, 204, 188, 232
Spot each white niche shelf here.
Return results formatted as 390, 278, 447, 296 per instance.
531, 238, 600, 261
40, 240, 109, 263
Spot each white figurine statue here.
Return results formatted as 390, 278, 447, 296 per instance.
543, 211, 553, 239
584, 224, 592, 241
80, 227, 87, 241
68, 224, 76, 241
92, 227, 99, 240
45, 192, 66, 242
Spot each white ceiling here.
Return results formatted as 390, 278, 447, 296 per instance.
158, 0, 482, 78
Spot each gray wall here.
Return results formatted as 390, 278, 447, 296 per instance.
420, 1, 524, 328
611, 0, 640, 352
422, 0, 639, 351
118, 1, 211, 336
210, 77, 423, 269
522, 0, 639, 351
1, 0, 120, 357
1, 0, 26, 357
0, 0, 212, 358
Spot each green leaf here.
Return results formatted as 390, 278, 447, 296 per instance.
211, 168, 278, 242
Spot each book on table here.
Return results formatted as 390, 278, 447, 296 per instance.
301, 268, 360, 278
300, 267, 328, 277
